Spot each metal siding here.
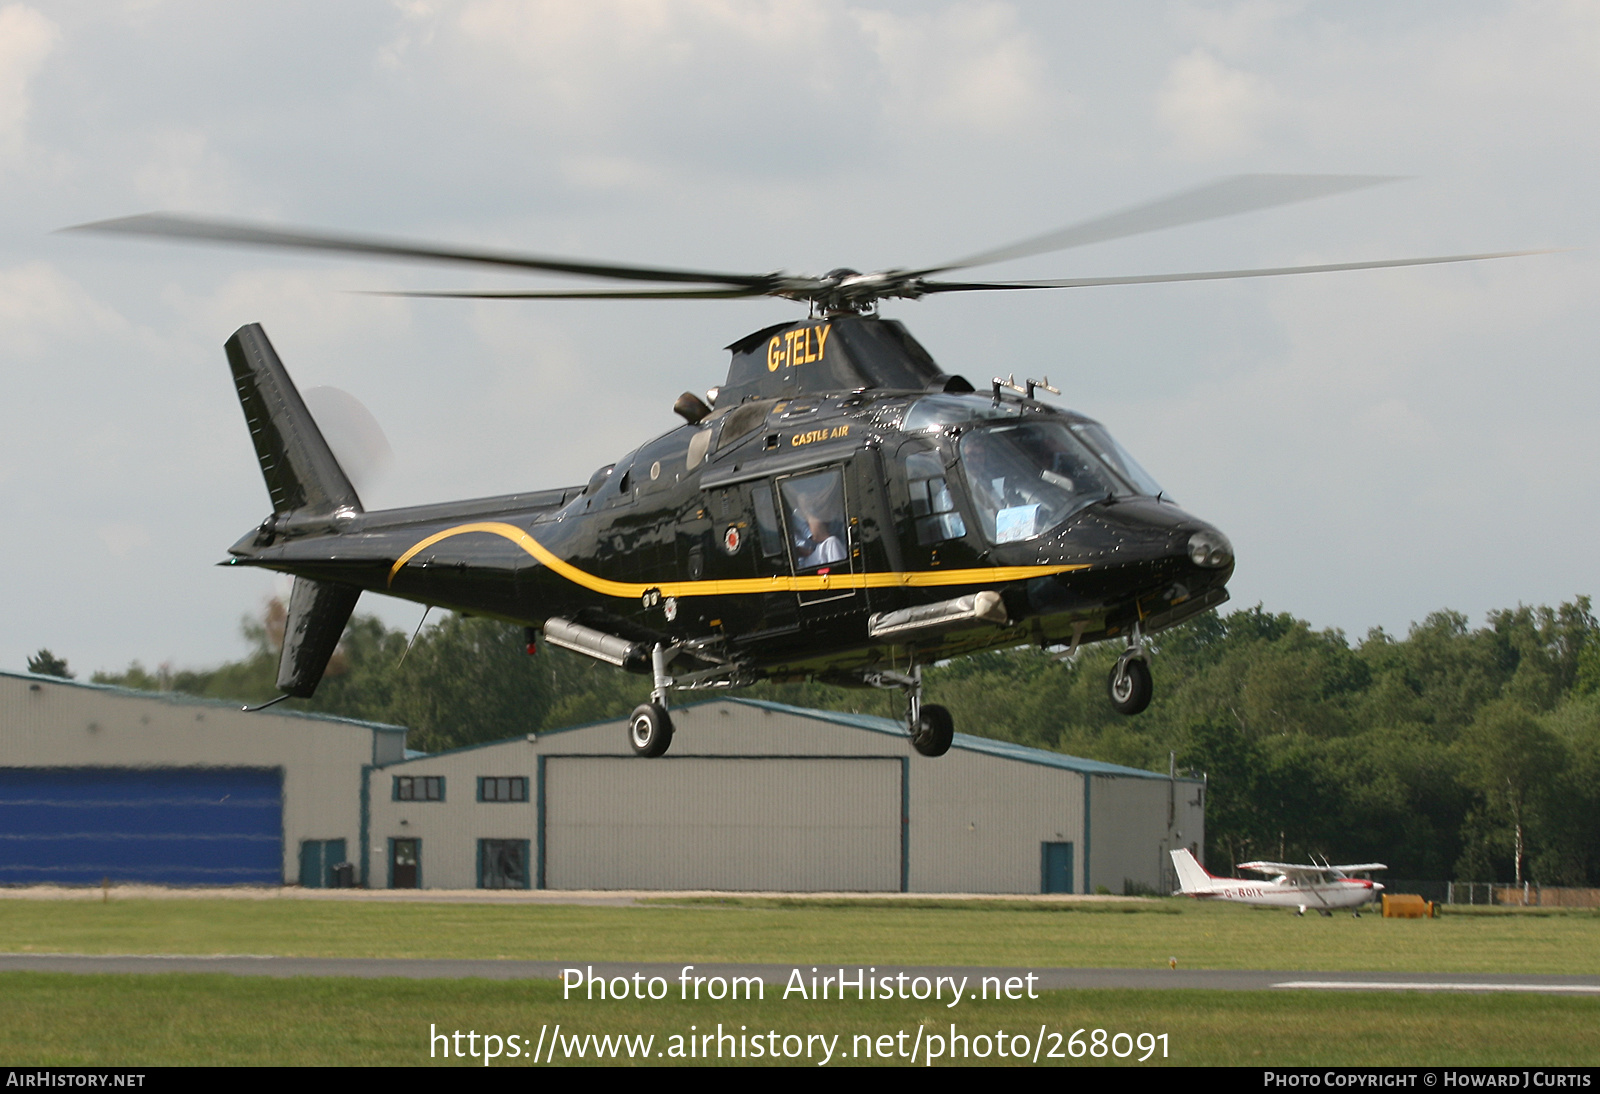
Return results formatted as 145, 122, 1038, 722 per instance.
0, 767, 282, 885
906, 749, 1085, 893
1, 675, 384, 884
367, 739, 541, 890
363, 700, 1189, 895
1089, 775, 1156, 893
1088, 774, 1208, 894
1177, 779, 1207, 872
545, 757, 901, 891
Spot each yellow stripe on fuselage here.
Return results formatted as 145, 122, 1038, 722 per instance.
386, 520, 1087, 598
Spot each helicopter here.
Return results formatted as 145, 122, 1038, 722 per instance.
71, 175, 1542, 758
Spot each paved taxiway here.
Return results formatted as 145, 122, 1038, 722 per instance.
2, 955, 1597, 994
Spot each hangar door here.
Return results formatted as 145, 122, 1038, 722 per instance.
0, 768, 283, 886
544, 757, 902, 891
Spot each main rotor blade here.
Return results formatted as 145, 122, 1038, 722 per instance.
64, 213, 777, 288
356, 286, 774, 300
919, 174, 1401, 276
917, 249, 1554, 293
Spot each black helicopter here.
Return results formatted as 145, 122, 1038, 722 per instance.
73, 175, 1539, 757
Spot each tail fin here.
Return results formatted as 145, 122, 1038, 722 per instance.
225, 323, 361, 517
225, 324, 363, 699
1170, 848, 1214, 894
277, 576, 361, 698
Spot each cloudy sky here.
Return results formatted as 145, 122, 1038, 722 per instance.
1, 1, 1596, 676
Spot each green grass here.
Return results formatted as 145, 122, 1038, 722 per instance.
0, 974, 1594, 1067
0, 896, 1596, 974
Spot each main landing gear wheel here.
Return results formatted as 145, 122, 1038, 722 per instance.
629, 702, 674, 757
911, 703, 954, 757
1107, 658, 1153, 715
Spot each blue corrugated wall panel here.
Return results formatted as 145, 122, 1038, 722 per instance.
0, 768, 283, 885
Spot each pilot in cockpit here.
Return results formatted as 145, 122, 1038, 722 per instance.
795, 514, 845, 569
782, 469, 849, 570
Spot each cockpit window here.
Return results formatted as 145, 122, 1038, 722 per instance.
959, 422, 1128, 543
779, 468, 849, 572
902, 394, 1015, 433
903, 449, 966, 545
1070, 422, 1164, 497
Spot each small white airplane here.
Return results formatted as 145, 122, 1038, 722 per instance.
1170, 848, 1385, 916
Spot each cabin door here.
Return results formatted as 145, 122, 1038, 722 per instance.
776, 464, 861, 610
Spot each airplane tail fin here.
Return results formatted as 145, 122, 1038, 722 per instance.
1169, 848, 1213, 894
225, 324, 363, 699
225, 323, 362, 519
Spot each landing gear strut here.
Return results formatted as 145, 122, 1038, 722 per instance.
628, 643, 676, 757
1107, 622, 1154, 715
905, 667, 954, 757
864, 663, 954, 757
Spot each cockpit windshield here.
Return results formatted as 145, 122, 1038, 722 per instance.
959, 421, 1131, 543
1069, 422, 1164, 498
902, 394, 1015, 432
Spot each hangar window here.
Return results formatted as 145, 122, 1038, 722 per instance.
478, 777, 528, 803
393, 775, 444, 802
478, 839, 530, 890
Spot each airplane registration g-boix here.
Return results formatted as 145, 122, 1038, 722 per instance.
1170, 849, 1385, 917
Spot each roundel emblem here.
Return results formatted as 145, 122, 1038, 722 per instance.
723, 526, 741, 554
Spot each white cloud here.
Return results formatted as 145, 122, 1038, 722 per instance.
0, 4, 57, 156
129, 127, 242, 209
851, 2, 1062, 137
95, 522, 152, 558
1156, 48, 1275, 159
0, 262, 131, 355
1, 2, 1597, 668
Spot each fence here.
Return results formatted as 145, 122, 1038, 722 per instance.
1401, 881, 1600, 907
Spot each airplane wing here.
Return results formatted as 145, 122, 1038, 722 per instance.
1240, 859, 1387, 879
1237, 860, 1306, 875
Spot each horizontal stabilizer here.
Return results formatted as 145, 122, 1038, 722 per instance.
277, 576, 361, 698
225, 324, 361, 517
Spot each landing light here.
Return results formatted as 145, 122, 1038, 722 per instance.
1187, 530, 1233, 569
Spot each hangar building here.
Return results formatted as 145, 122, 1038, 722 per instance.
0, 672, 1204, 894
368, 698, 1204, 895
0, 670, 403, 887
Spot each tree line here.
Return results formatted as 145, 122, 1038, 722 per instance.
79, 596, 1600, 887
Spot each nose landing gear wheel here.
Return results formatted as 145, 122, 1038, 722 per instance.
629, 702, 674, 757
1107, 657, 1153, 715
911, 703, 954, 757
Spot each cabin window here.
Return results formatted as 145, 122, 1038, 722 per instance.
904, 449, 966, 545
751, 484, 785, 558
717, 400, 772, 451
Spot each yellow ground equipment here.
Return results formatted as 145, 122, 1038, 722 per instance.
1382, 893, 1437, 918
